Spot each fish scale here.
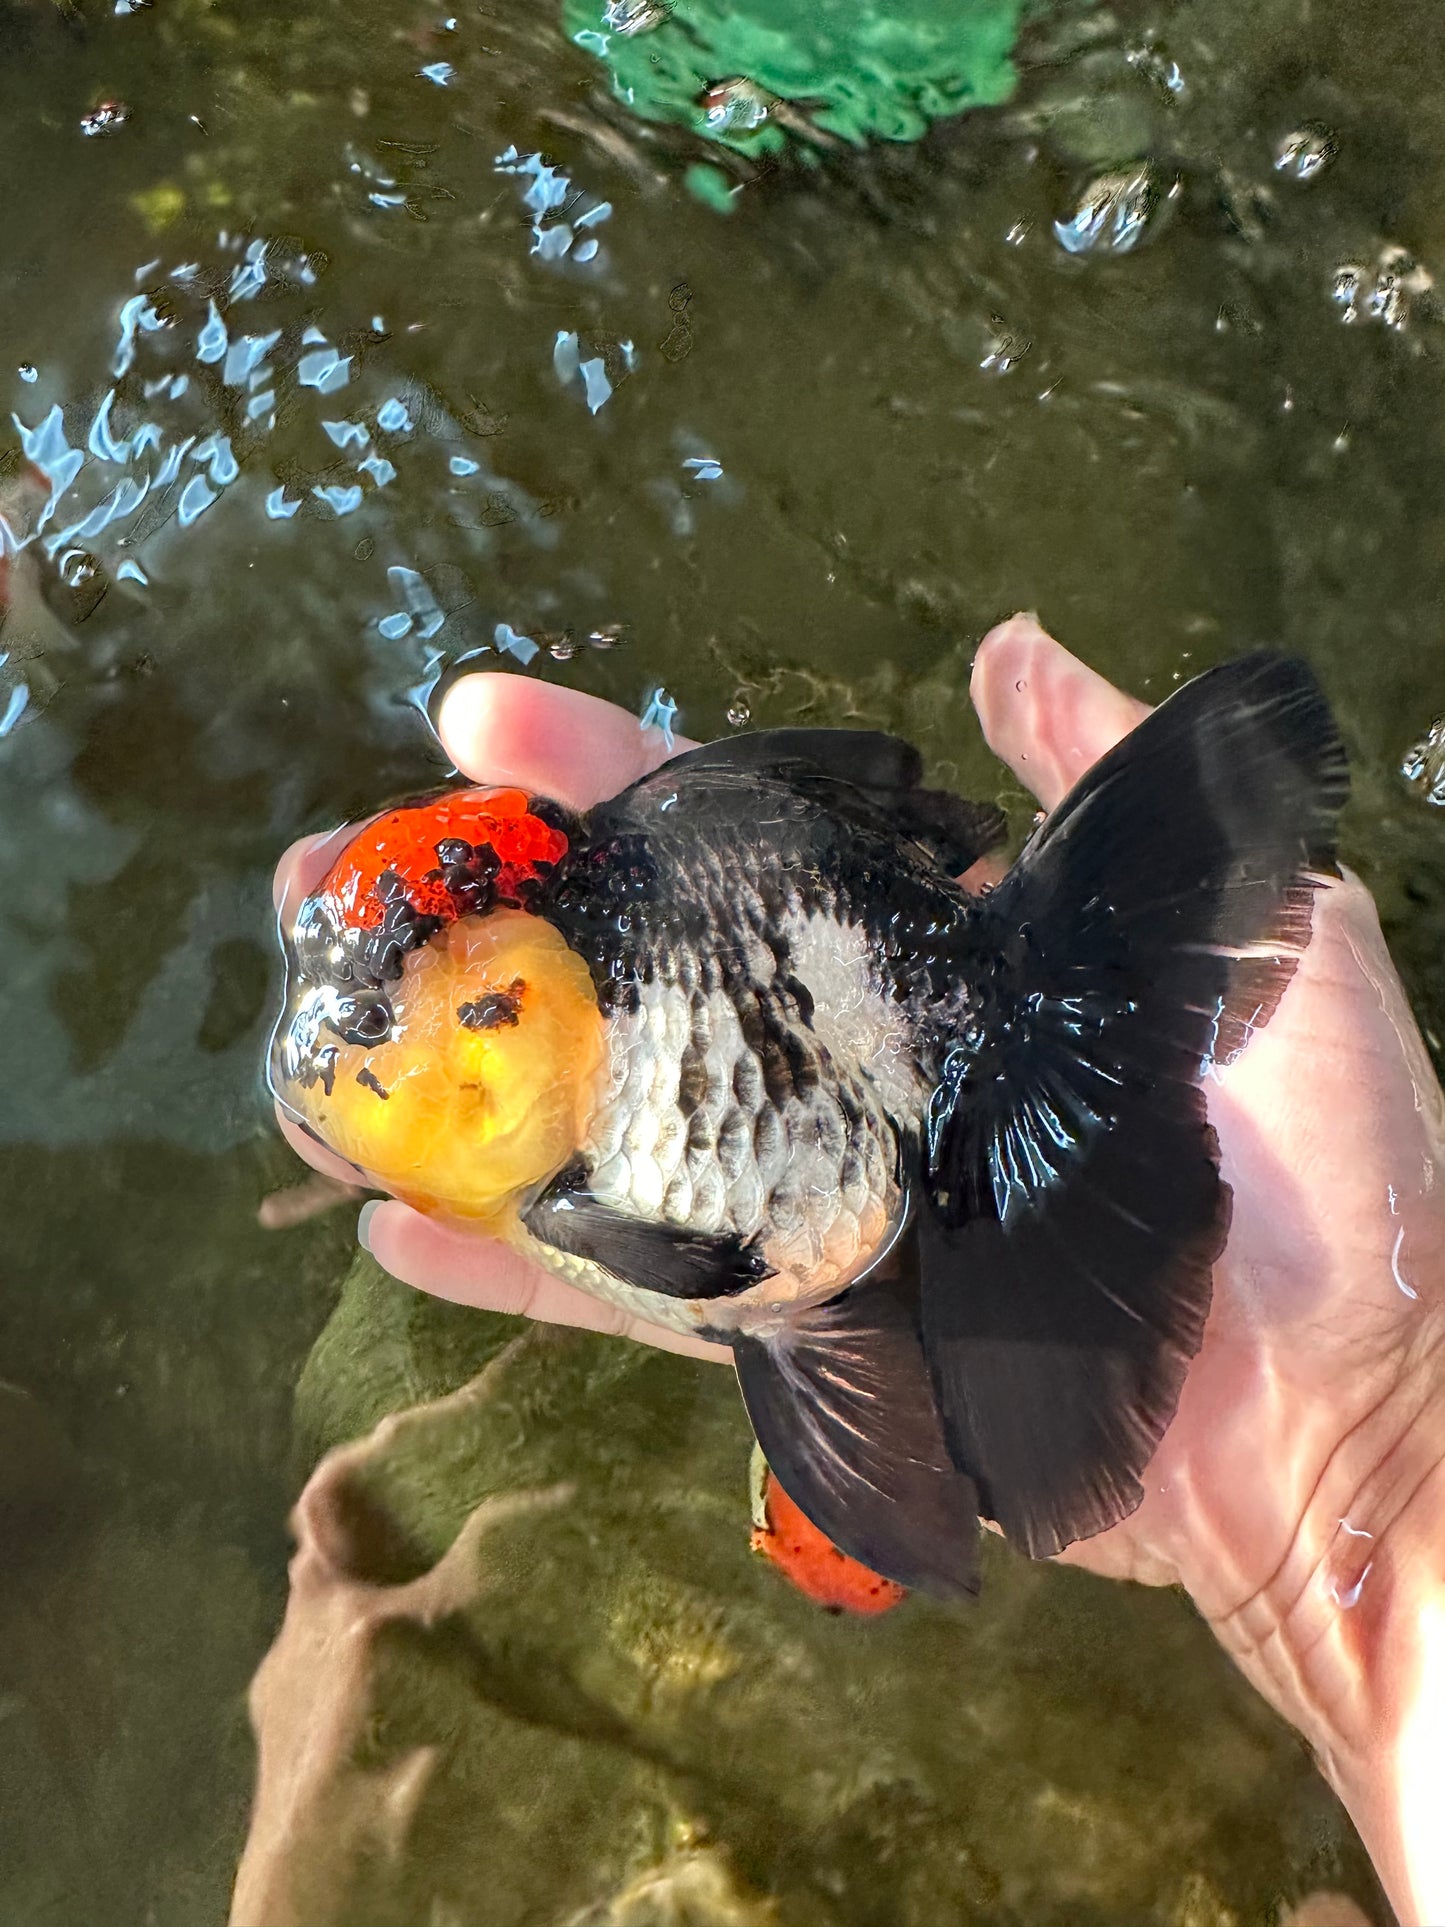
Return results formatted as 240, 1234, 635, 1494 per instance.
577, 938, 908, 1327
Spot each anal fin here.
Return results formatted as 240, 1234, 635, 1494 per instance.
734, 1260, 981, 1601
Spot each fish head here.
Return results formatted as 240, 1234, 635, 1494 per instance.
270, 787, 602, 1221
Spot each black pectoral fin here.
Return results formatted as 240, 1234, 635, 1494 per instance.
734, 1266, 982, 1600
917, 652, 1346, 1559
522, 1165, 774, 1301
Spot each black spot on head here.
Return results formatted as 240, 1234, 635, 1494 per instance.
356, 1066, 390, 1100
783, 973, 816, 1027
373, 940, 407, 984
782, 1025, 820, 1097
759, 1036, 794, 1110
527, 795, 572, 835
329, 993, 393, 1047
732, 1052, 763, 1112
457, 978, 525, 1030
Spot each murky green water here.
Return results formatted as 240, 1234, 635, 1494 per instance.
1, 0, 1441, 1920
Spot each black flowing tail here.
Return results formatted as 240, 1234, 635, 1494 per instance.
917, 652, 1347, 1558
736, 652, 1346, 1595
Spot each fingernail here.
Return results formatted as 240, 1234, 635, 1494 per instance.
357, 1200, 380, 1252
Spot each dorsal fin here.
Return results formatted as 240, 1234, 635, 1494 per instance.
658, 728, 1007, 878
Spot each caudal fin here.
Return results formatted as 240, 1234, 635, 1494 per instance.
919, 653, 1347, 1558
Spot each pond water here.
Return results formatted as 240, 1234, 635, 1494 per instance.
0, 0, 1441, 1920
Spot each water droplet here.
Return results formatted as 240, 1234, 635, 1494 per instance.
49, 548, 109, 623
980, 322, 1030, 376
1015, 679, 1027, 693
1332, 247, 1432, 331
1274, 125, 1337, 182
727, 696, 751, 728
640, 687, 678, 749
698, 78, 775, 135
80, 99, 130, 137
604, 0, 667, 31
1054, 165, 1176, 257
1125, 44, 1186, 98
59, 550, 102, 590
1403, 716, 1445, 805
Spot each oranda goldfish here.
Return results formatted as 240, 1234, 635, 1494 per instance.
270, 655, 1346, 1597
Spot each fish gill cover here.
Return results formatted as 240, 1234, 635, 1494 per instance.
562, 0, 1031, 157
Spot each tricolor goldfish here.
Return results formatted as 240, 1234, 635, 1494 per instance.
270, 655, 1346, 1597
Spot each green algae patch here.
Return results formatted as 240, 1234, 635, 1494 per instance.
685, 160, 742, 213
563, 0, 1029, 155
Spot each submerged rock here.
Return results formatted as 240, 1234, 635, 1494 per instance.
229, 1253, 1385, 1926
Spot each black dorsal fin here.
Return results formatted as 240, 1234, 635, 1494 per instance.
660, 728, 1007, 877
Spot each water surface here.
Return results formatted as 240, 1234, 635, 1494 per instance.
1, 0, 1441, 1919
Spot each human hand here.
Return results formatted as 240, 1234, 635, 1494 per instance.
973, 616, 1445, 1927
274, 618, 1445, 1919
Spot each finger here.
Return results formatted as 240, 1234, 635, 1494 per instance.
437, 673, 698, 809
258, 1171, 365, 1231
271, 824, 357, 916
275, 1104, 374, 1187
971, 613, 1150, 813
362, 1200, 732, 1364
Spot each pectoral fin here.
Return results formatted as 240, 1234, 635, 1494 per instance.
522, 1162, 774, 1301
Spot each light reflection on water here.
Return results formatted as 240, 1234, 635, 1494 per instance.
0, 0, 1443, 1919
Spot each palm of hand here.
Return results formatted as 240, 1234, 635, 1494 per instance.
275, 618, 1445, 1659
974, 623, 1445, 1780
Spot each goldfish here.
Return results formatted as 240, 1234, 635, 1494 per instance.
270, 654, 1346, 1598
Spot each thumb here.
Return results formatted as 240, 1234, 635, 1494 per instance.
971, 614, 1151, 812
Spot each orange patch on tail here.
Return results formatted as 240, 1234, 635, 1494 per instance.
751, 1471, 907, 1616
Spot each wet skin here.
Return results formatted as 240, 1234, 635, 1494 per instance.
274, 614, 1445, 1924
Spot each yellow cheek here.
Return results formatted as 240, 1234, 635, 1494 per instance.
289, 910, 603, 1223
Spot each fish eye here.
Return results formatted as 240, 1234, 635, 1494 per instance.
329, 992, 393, 1046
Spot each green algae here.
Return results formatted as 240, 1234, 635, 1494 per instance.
562, 0, 1029, 157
